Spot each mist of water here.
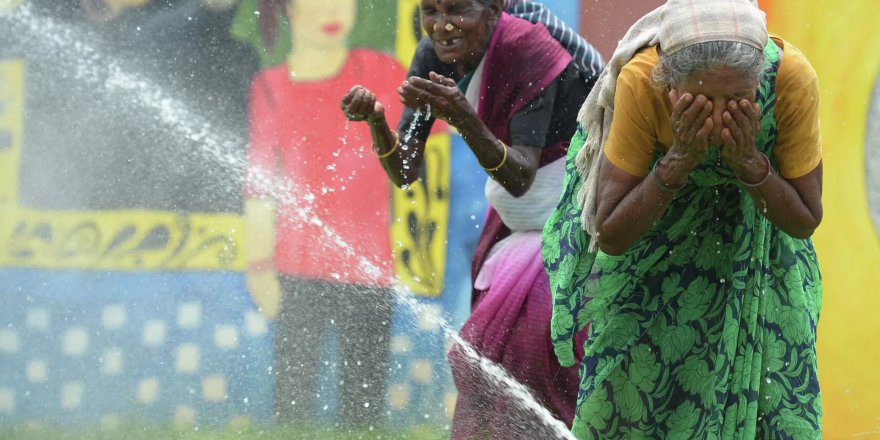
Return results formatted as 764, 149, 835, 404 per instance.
0, 5, 577, 439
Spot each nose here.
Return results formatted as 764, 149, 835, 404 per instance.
432, 14, 450, 33
710, 98, 727, 137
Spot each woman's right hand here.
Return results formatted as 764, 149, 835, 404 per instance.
341, 85, 385, 124
668, 90, 714, 165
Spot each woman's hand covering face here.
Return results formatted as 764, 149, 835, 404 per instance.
668, 90, 714, 164
720, 98, 763, 174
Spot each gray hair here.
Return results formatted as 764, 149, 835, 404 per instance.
653, 40, 765, 88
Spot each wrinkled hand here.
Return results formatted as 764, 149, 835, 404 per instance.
668, 90, 714, 165
341, 85, 386, 123
720, 99, 764, 178
398, 72, 476, 127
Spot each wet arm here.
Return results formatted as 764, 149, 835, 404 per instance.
595, 153, 696, 255
738, 161, 823, 238
455, 114, 541, 197
368, 114, 426, 187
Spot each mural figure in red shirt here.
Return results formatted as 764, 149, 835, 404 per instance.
243, 0, 404, 427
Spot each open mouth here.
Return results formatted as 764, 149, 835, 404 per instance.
436, 37, 464, 48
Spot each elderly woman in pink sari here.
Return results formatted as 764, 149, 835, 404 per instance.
340, 0, 590, 437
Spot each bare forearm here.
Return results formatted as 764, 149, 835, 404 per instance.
369, 115, 424, 187
744, 173, 823, 239
596, 155, 692, 255
457, 117, 536, 197
598, 183, 674, 255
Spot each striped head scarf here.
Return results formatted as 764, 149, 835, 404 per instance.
574, 0, 764, 250
659, 0, 767, 54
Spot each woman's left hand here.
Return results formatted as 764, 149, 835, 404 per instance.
398, 72, 477, 127
720, 98, 767, 182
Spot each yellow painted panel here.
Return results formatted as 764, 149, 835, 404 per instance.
767, 2, 880, 436
390, 0, 453, 296
0, 58, 24, 206
0, 207, 244, 271
396, 0, 422, 68
390, 132, 451, 296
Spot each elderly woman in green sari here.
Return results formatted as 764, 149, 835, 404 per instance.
542, 0, 823, 438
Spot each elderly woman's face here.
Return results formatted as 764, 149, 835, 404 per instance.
677, 66, 760, 145
420, 0, 501, 71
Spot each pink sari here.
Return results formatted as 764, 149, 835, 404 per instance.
446, 13, 588, 439
450, 231, 588, 439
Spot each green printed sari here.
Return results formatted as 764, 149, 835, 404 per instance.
542, 40, 822, 439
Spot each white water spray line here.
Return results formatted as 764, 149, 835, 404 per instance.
2, 7, 577, 438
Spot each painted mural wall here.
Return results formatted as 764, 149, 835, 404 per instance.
764, 1, 880, 437
1, 0, 877, 437
0, 0, 577, 434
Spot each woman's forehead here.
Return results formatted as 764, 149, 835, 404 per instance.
682, 68, 759, 95
422, 0, 477, 8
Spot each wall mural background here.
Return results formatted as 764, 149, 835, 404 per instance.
764, 0, 880, 437
0, 0, 878, 438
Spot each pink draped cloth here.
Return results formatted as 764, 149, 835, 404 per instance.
450, 232, 587, 439
446, 14, 586, 438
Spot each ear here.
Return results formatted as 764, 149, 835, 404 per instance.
488, 0, 504, 20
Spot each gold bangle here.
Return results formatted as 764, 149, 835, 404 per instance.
374, 131, 400, 159
483, 140, 508, 172
736, 152, 773, 187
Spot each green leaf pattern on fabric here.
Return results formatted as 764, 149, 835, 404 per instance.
542, 40, 823, 439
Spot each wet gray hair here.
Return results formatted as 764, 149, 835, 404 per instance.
653, 40, 765, 88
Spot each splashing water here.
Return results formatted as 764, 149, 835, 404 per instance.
403, 103, 431, 145
394, 293, 577, 440
403, 109, 420, 144
1, 5, 577, 439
